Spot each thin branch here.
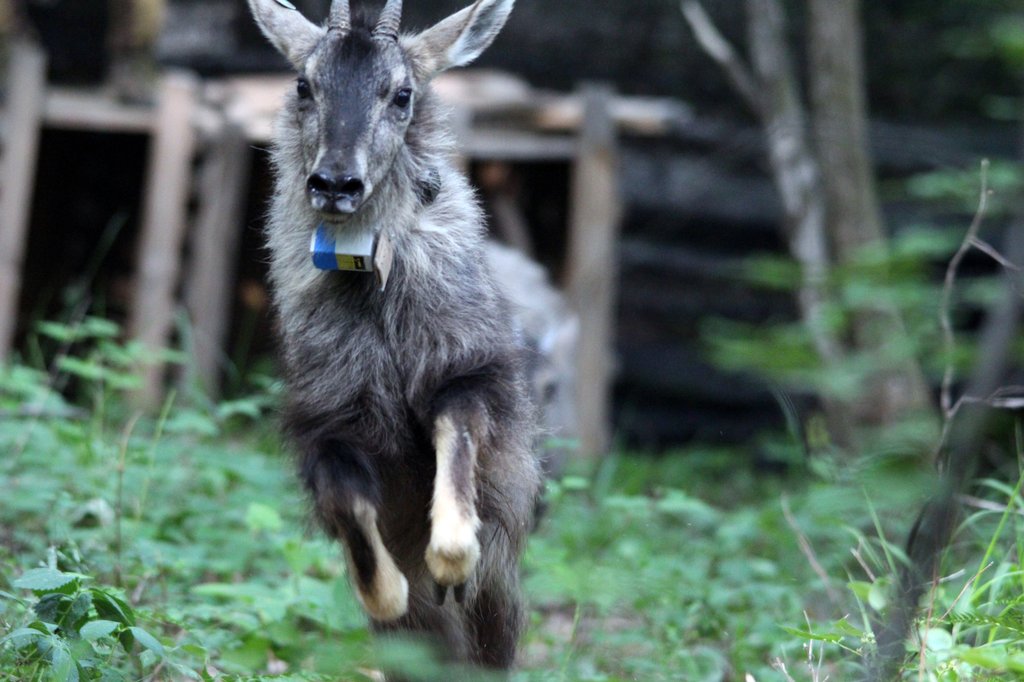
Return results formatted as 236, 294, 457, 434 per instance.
781, 496, 842, 606
971, 236, 1022, 272
681, 1, 763, 116
940, 159, 991, 416
772, 658, 798, 682
935, 388, 1024, 457
958, 494, 1024, 517
938, 562, 991, 621
850, 543, 876, 582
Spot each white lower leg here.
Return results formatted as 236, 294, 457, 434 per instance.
349, 498, 408, 621
426, 415, 481, 586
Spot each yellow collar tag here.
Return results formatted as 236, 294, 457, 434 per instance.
311, 224, 393, 291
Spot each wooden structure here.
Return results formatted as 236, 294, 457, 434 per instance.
0, 43, 47, 360
130, 72, 199, 407
0, 47, 689, 454
566, 85, 622, 458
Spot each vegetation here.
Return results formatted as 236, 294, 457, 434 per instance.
0, 303, 1022, 681
2, 1, 1022, 679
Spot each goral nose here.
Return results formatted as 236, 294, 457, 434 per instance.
306, 171, 366, 214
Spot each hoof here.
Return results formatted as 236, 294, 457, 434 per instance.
425, 521, 480, 587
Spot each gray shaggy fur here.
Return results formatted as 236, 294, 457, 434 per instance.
249, 0, 541, 670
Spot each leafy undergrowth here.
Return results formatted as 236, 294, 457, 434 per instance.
2, 322, 1024, 680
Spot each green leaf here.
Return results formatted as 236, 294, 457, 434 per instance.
991, 16, 1024, 69
217, 398, 264, 421
923, 627, 953, 652
0, 589, 24, 602
779, 626, 844, 643
65, 592, 93, 631
128, 627, 165, 657
245, 502, 283, 533
868, 581, 889, 612
561, 476, 590, 492
14, 568, 77, 593
168, 662, 203, 680
79, 620, 120, 641
55, 357, 107, 382
90, 589, 135, 626
654, 490, 720, 526
35, 593, 72, 623
35, 321, 77, 342
960, 647, 1009, 670
830, 616, 867, 638
163, 409, 220, 437
0, 626, 47, 649
80, 317, 121, 339
281, 538, 317, 575
180, 643, 208, 658
50, 644, 79, 682
847, 580, 872, 601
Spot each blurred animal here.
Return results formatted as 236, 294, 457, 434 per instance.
247, 0, 541, 668
486, 242, 579, 483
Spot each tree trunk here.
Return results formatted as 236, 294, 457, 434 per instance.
808, 0, 932, 423
745, 0, 857, 450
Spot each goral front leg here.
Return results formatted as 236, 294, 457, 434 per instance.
426, 409, 482, 600
302, 447, 408, 621
343, 495, 409, 621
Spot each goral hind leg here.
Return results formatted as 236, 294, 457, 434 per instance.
426, 406, 483, 600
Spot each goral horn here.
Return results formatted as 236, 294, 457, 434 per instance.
374, 0, 403, 39
329, 0, 351, 31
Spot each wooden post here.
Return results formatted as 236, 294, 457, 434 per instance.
0, 41, 47, 360
129, 71, 198, 409
182, 123, 251, 396
565, 84, 622, 458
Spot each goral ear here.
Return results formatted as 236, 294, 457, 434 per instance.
405, 0, 515, 81
248, 0, 325, 69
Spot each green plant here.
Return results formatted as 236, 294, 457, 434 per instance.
1, 565, 183, 681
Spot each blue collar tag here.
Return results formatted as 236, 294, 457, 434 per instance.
310, 223, 375, 273
310, 223, 394, 291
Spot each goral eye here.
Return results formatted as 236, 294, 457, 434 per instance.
296, 78, 312, 100
392, 87, 412, 109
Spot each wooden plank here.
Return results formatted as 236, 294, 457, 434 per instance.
182, 123, 251, 396
0, 42, 47, 359
463, 130, 576, 161
433, 71, 692, 135
129, 71, 199, 409
531, 95, 693, 136
44, 87, 154, 133
216, 72, 688, 149
565, 84, 622, 459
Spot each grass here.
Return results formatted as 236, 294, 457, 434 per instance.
2, 321, 1024, 680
